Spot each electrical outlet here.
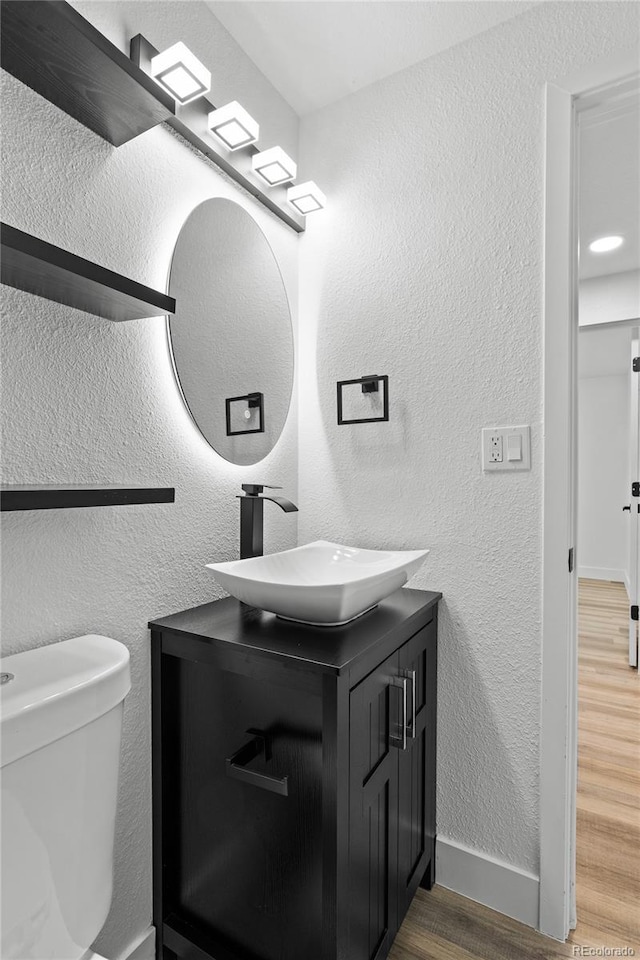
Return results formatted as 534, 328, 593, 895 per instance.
482, 426, 531, 472
490, 435, 503, 462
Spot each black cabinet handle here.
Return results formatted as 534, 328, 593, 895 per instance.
225, 729, 289, 796
408, 669, 417, 739
389, 676, 408, 750
623, 505, 631, 512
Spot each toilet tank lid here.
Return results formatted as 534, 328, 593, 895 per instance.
0, 635, 131, 767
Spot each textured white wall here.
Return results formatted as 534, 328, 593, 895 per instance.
297, 1, 639, 880
0, 3, 299, 956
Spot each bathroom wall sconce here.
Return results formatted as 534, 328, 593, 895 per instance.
252, 147, 297, 186
131, 32, 325, 231
150, 41, 211, 104
225, 392, 264, 436
337, 375, 389, 425
208, 101, 259, 151
287, 181, 327, 215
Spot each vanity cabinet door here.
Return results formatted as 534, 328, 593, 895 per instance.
396, 620, 437, 923
349, 650, 401, 960
167, 655, 323, 960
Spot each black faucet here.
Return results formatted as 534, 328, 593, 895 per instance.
237, 484, 298, 559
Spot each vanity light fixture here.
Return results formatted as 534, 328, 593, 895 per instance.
252, 147, 297, 186
129, 30, 312, 230
208, 101, 259, 151
287, 181, 326, 215
150, 41, 211, 104
588, 235, 624, 253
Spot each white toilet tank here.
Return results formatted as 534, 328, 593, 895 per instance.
1, 635, 131, 960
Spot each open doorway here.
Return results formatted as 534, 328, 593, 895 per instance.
577, 324, 636, 604
540, 52, 639, 945
568, 84, 640, 949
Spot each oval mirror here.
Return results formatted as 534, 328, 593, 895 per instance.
168, 199, 294, 465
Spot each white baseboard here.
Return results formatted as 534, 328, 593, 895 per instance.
578, 566, 626, 585
114, 926, 155, 960
114, 848, 538, 953
436, 836, 539, 929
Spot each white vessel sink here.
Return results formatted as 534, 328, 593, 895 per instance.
206, 540, 429, 626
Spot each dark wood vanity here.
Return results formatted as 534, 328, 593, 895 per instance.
149, 587, 440, 960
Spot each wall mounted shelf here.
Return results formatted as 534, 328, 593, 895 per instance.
1, 485, 176, 512
0, 0, 175, 147
1, 0, 304, 233
1, 224, 176, 322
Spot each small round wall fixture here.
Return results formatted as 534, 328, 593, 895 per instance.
588, 235, 624, 253
168, 199, 294, 465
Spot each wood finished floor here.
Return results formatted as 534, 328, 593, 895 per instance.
569, 579, 639, 952
389, 578, 639, 959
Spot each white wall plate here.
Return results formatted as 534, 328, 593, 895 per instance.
482, 425, 531, 471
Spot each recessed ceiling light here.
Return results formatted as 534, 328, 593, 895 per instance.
151, 42, 211, 105
208, 101, 259, 151
287, 181, 326, 215
589, 235, 624, 253
252, 147, 297, 186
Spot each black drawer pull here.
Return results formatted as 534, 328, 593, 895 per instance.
225, 729, 289, 796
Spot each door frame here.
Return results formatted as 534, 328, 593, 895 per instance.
629, 329, 639, 667
539, 48, 640, 942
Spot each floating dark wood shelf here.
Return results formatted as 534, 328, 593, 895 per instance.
1, 0, 304, 234
0, 0, 175, 146
1, 485, 176, 512
1, 224, 175, 322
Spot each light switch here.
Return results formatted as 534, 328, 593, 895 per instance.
507, 434, 522, 461
482, 426, 530, 471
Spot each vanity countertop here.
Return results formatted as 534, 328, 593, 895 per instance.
149, 587, 441, 679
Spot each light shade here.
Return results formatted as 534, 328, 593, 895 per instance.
252, 147, 297, 186
588, 235, 624, 253
287, 181, 326, 215
151, 42, 211, 105
208, 101, 259, 150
